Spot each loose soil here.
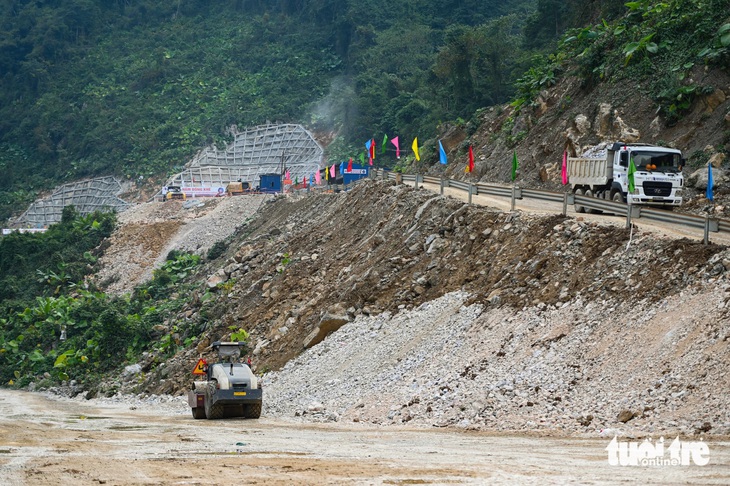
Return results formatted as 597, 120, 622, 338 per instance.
1, 389, 728, 485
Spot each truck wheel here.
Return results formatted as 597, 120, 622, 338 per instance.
584, 189, 600, 214
244, 403, 262, 419
574, 187, 585, 213
191, 407, 206, 419
611, 190, 625, 204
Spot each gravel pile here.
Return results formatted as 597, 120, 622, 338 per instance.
264, 282, 730, 437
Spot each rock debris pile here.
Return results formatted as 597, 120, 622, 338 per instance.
94, 179, 729, 437
264, 284, 730, 437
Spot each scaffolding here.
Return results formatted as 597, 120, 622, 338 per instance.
165, 124, 323, 191
14, 176, 131, 228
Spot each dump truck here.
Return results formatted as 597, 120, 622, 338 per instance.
188, 341, 262, 420
568, 142, 684, 212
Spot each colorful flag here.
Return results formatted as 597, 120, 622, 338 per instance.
412, 137, 420, 161
315, 170, 321, 185
439, 140, 447, 165
330, 164, 335, 178
359, 152, 365, 165
391, 136, 400, 158
370, 139, 376, 160
285, 170, 291, 180
325, 166, 329, 181
468, 145, 474, 173
707, 163, 714, 201
295, 176, 298, 186
303, 176, 307, 187
561, 151, 568, 185
628, 157, 637, 193
339, 161, 345, 175
365, 139, 372, 154
347, 158, 353, 173
382, 134, 388, 154
511, 151, 518, 181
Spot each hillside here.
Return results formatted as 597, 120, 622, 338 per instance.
2, 0, 730, 439
82, 179, 730, 437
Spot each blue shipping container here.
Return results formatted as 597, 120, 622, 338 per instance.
342, 164, 369, 185
259, 174, 282, 193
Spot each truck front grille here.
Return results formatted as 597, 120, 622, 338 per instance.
642, 181, 672, 197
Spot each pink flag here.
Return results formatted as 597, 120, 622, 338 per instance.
315, 169, 321, 185
391, 136, 400, 158
561, 151, 568, 185
329, 164, 335, 177
285, 170, 291, 180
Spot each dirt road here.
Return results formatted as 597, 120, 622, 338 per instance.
417, 181, 730, 246
1, 390, 728, 485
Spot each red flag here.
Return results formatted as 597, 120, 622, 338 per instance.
369, 139, 375, 160
468, 146, 475, 173
347, 158, 353, 172
561, 151, 568, 185
303, 176, 307, 187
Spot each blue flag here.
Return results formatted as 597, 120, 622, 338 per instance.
439, 140, 447, 165
707, 163, 714, 201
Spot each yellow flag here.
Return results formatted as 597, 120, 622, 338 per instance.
412, 137, 420, 161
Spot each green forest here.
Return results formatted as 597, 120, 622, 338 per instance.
0, 0, 729, 389
0, 0, 647, 223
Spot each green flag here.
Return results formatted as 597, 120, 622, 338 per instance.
628, 157, 637, 193
382, 134, 388, 154
359, 152, 365, 165
511, 151, 518, 181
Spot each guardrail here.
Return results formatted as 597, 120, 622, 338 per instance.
368, 169, 729, 245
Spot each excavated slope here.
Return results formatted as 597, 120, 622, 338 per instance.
100, 180, 730, 436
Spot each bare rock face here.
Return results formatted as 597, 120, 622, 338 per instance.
703, 88, 727, 114
565, 114, 592, 151
709, 152, 726, 168
612, 111, 640, 142
594, 103, 613, 139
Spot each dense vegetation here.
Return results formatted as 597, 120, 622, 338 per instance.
0, 0, 728, 389
0, 0, 637, 223
0, 210, 213, 388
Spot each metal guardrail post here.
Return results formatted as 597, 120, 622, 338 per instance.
414, 175, 419, 190
704, 215, 711, 245
468, 183, 473, 204
440, 178, 444, 195
511, 185, 516, 211
562, 193, 568, 216
626, 204, 641, 229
